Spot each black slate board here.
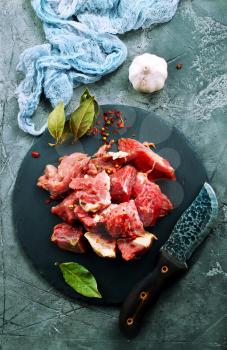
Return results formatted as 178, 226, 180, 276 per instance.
13, 105, 207, 305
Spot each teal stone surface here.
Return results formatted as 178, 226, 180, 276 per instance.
162, 183, 219, 263
1, 0, 227, 349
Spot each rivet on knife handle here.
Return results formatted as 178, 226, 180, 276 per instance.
119, 250, 187, 338
125, 266, 169, 327
126, 291, 149, 326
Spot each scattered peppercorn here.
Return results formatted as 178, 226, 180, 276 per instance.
44, 198, 52, 204
143, 141, 156, 149
118, 121, 125, 128
96, 109, 126, 145
90, 127, 99, 135
176, 63, 183, 70
32, 151, 40, 158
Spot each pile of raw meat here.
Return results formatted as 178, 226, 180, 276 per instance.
37, 138, 175, 261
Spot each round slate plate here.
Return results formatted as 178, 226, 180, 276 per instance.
13, 105, 207, 305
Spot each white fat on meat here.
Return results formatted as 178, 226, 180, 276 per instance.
107, 151, 128, 160
133, 232, 157, 248
84, 232, 116, 258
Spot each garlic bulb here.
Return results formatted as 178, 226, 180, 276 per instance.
129, 53, 168, 93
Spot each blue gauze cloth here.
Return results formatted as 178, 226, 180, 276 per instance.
16, 0, 180, 135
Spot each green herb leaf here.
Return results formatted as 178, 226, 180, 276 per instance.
94, 100, 99, 120
59, 262, 102, 299
70, 97, 95, 141
80, 88, 91, 103
80, 88, 99, 123
60, 120, 71, 143
47, 90, 99, 146
48, 101, 65, 143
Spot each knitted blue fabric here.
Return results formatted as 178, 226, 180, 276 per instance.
16, 0, 180, 135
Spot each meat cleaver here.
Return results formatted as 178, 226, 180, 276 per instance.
119, 182, 218, 338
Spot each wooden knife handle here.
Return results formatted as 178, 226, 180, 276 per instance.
119, 250, 188, 338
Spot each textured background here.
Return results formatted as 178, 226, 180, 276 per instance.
1, 0, 227, 349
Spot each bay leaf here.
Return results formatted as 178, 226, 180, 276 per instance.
60, 120, 71, 143
80, 88, 99, 122
80, 88, 91, 103
59, 262, 102, 298
70, 97, 95, 141
47, 101, 65, 142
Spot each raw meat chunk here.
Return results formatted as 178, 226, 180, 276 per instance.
37, 153, 90, 197
118, 138, 175, 180
110, 165, 137, 202
51, 223, 86, 253
39, 137, 175, 261
86, 146, 128, 176
84, 232, 116, 258
51, 192, 78, 224
159, 193, 174, 217
133, 173, 173, 227
103, 200, 144, 239
132, 172, 147, 197
117, 232, 157, 261
74, 205, 104, 233
93, 143, 112, 156
69, 171, 111, 212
